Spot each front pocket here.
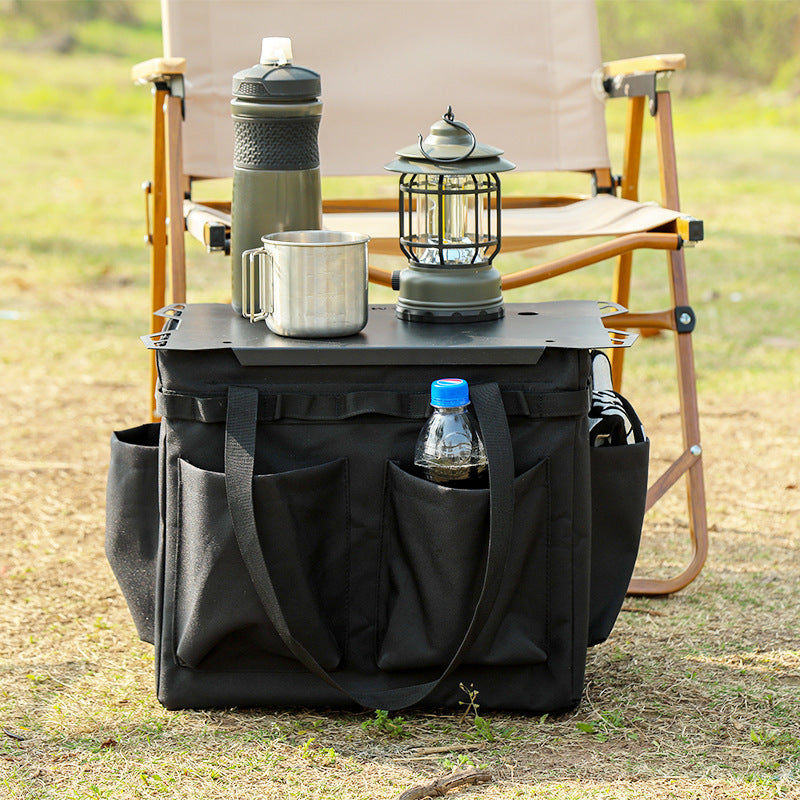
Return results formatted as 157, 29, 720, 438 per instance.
174, 457, 349, 672
378, 460, 550, 670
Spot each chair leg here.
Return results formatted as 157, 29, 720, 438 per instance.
628, 245, 708, 595
163, 92, 186, 304
610, 95, 645, 394
609, 250, 633, 392
623, 89, 708, 594
149, 86, 169, 422
146, 84, 186, 421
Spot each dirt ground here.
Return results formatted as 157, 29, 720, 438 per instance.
1, 311, 798, 799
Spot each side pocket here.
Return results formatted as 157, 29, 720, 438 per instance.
378, 460, 550, 670
588, 439, 650, 646
174, 457, 349, 672
105, 423, 161, 645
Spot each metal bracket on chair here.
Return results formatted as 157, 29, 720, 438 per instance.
604, 72, 670, 116
674, 305, 696, 333
142, 181, 153, 244
593, 173, 621, 196
154, 74, 186, 119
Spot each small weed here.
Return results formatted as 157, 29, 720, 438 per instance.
576, 710, 633, 743
69, 786, 112, 800
298, 737, 337, 765
750, 728, 800, 755
441, 753, 478, 770
459, 683, 482, 720
298, 737, 316, 759
576, 720, 604, 740
472, 715, 497, 743
361, 709, 411, 738
140, 771, 173, 790
459, 683, 498, 742
609, 647, 632, 663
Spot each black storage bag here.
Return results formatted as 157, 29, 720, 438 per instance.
105, 345, 650, 710
146, 345, 593, 712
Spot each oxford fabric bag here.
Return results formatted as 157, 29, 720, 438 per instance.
105, 351, 650, 708
147, 346, 593, 712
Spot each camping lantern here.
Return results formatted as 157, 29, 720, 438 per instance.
385, 106, 515, 322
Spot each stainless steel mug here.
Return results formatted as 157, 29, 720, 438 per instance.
242, 231, 370, 338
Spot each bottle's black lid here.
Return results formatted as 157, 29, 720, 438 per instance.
232, 64, 321, 100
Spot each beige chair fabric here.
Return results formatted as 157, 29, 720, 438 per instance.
334, 195, 685, 256
162, 0, 611, 179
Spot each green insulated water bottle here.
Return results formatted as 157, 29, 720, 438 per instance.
231, 37, 323, 314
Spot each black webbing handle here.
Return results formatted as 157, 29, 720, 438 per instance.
224, 382, 515, 710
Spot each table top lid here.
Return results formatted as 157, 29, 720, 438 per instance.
143, 302, 635, 367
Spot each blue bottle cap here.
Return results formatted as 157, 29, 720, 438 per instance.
430, 378, 470, 408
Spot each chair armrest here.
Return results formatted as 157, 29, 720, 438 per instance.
602, 54, 686, 114
603, 53, 686, 78
184, 201, 231, 253
132, 57, 186, 86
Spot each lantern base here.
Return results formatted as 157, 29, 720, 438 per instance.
394, 264, 504, 324
395, 304, 504, 324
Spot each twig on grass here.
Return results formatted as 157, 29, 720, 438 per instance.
400, 743, 486, 762
413, 744, 484, 755
620, 606, 666, 616
395, 769, 492, 800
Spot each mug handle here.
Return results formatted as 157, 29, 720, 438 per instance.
241, 247, 273, 323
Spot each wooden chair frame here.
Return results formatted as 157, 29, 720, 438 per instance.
132, 52, 707, 597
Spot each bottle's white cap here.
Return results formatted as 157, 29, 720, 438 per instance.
260, 37, 293, 66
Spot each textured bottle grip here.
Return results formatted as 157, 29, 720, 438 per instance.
233, 116, 321, 170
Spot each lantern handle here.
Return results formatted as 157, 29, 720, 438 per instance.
418, 105, 477, 163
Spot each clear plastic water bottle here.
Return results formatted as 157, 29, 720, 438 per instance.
414, 379, 488, 486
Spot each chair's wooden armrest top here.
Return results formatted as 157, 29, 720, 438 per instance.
603, 53, 686, 78
132, 57, 187, 85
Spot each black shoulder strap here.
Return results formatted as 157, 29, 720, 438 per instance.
224, 382, 514, 710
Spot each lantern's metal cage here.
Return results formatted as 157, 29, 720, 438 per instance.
398, 172, 502, 267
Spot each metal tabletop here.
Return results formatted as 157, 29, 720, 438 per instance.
143, 302, 634, 367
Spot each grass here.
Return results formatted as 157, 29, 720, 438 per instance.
1, 5, 799, 800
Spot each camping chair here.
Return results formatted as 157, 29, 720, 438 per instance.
132, 0, 706, 596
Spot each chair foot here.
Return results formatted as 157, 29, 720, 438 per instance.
628, 443, 708, 596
